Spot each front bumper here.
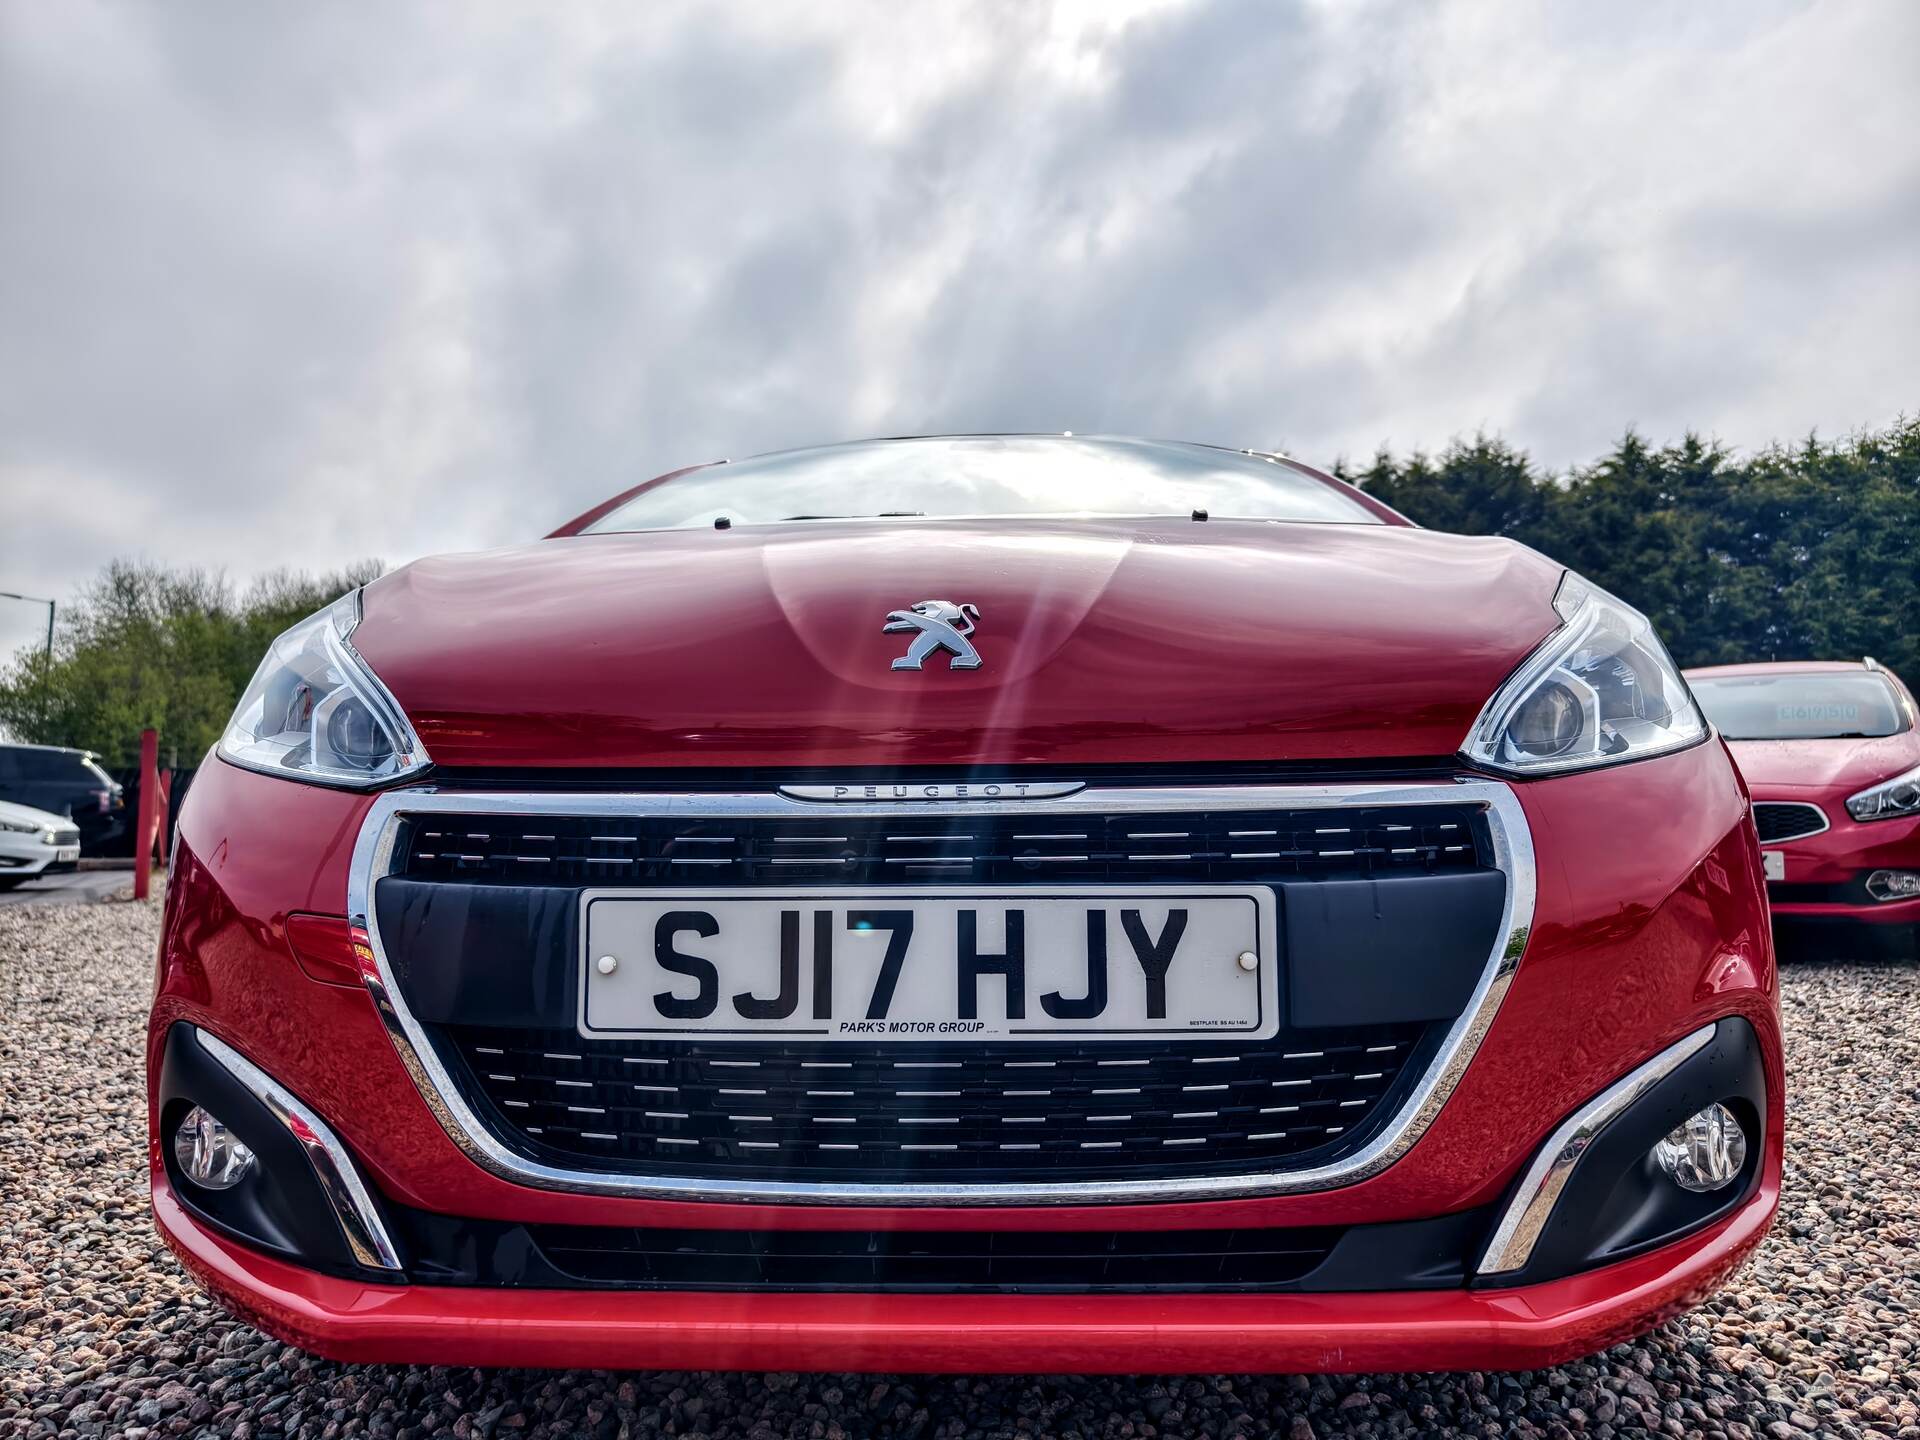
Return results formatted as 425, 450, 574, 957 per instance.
149, 741, 1783, 1370
1754, 797, 1920, 925
0, 840, 78, 877
156, 1164, 1777, 1373
153, 1014, 1779, 1371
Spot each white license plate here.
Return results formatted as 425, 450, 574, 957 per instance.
1762, 850, 1785, 881
579, 886, 1278, 1043
54, 846, 79, 863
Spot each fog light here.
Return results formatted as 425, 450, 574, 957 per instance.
174, 1106, 256, 1190
1651, 1102, 1746, 1193
1866, 869, 1920, 902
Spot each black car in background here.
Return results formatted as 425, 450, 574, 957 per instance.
0, 744, 126, 851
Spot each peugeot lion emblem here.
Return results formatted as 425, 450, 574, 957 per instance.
884, 599, 983, 671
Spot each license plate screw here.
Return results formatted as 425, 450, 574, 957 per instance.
1236, 950, 1259, 972
595, 954, 619, 976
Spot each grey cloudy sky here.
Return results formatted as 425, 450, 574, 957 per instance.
3, 0, 1917, 659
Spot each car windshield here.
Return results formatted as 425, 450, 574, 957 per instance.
581, 436, 1385, 533
1690, 672, 1909, 739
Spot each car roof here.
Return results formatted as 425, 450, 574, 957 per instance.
1683, 660, 1879, 678
0, 741, 94, 756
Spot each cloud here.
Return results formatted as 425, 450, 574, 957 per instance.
2, 0, 1916, 658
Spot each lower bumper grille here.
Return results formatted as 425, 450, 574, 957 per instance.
439, 1023, 1431, 1184
385, 1202, 1495, 1293
1768, 878, 1882, 906
527, 1223, 1345, 1292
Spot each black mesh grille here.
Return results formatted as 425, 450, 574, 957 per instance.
400, 797, 1491, 1187
398, 805, 1486, 887
437, 1023, 1430, 1183
1753, 803, 1828, 843
522, 1223, 1344, 1292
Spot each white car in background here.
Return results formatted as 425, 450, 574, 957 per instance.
0, 799, 82, 890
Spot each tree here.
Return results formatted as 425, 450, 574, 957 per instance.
1337, 434, 1549, 540
0, 560, 381, 766
1349, 417, 1920, 679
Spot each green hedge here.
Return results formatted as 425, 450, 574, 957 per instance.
1339, 417, 1920, 679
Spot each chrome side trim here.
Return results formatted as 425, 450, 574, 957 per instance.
1476, 1023, 1717, 1276
193, 1028, 404, 1273
1752, 800, 1829, 843
348, 779, 1537, 1206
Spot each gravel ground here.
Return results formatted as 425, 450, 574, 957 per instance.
3, 902, 1916, 1440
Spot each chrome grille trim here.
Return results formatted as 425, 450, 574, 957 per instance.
349, 779, 1536, 1206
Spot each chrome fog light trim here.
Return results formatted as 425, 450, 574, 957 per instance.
1477, 1024, 1717, 1276
192, 1029, 402, 1274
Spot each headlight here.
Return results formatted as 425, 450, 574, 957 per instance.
1847, 763, 1920, 822
0, 818, 38, 835
219, 592, 429, 789
1463, 573, 1705, 776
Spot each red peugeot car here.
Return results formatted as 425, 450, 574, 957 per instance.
1686, 659, 1920, 956
150, 436, 1781, 1373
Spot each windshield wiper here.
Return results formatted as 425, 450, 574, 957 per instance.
778, 511, 926, 521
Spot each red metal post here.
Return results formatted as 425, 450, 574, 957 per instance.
156, 769, 172, 872
134, 728, 158, 900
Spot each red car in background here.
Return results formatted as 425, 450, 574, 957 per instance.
149, 436, 1780, 1372
1688, 660, 1920, 956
